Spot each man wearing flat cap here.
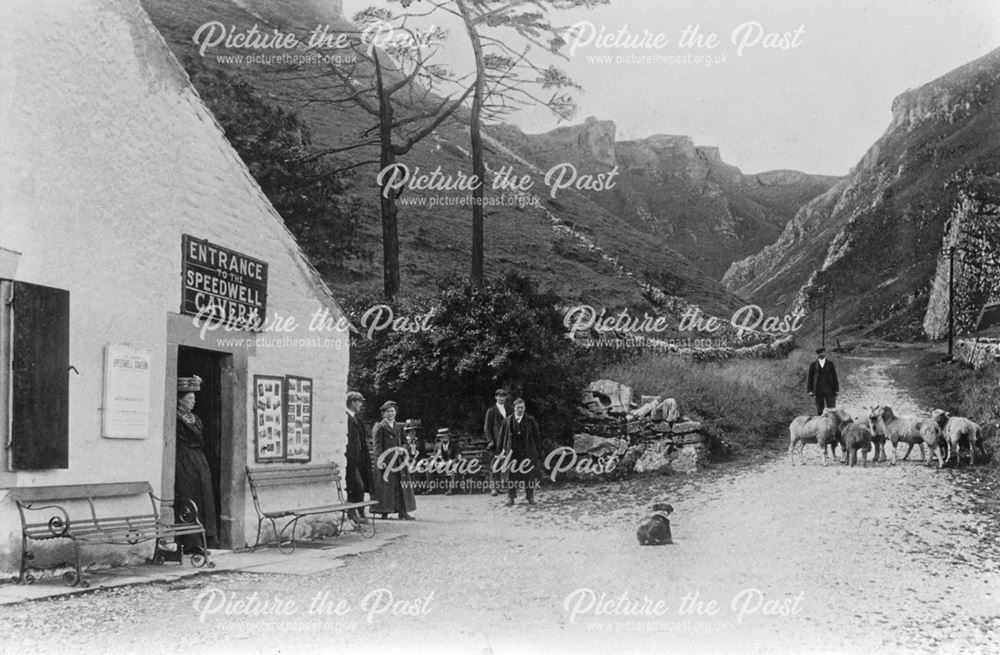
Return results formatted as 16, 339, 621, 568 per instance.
345, 391, 373, 524
483, 388, 511, 496
807, 347, 839, 416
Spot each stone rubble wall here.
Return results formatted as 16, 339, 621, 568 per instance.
565, 382, 709, 481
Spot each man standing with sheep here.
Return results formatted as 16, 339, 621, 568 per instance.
807, 347, 839, 415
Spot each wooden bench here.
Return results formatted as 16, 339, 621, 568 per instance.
9, 481, 213, 587
246, 464, 378, 553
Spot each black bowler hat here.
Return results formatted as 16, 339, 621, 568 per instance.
816, 348, 826, 355
495, 388, 509, 397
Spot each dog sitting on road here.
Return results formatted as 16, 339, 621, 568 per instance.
637, 503, 674, 546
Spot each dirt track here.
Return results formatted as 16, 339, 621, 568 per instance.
2, 353, 999, 655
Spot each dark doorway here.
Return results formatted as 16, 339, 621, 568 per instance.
176, 346, 229, 546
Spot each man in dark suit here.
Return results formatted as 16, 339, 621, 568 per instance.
345, 391, 373, 524
498, 398, 542, 506
807, 348, 839, 415
483, 388, 511, 496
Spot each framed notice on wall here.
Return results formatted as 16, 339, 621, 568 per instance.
284, 376, 313, 462
102, 344, 153, 439
253, 375, 285, 462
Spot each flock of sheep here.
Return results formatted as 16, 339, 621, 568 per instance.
788, 406, 985, 468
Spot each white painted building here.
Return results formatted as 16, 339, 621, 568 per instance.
0, 0, 351, 575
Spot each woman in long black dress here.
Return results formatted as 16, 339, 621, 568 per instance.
371, 401, 416, 520
175, 375, 218, 551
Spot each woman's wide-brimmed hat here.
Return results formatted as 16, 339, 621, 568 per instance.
403, 418, 422, 431
379, 400, 398, 412
177, 375, 202, 392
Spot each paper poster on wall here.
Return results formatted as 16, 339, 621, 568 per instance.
102, 344, 153, 439
284, 376, 313, 462
253, 375, 285, 461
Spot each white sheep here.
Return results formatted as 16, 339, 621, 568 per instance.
788, 408, 851, 466
931, 409, 982, 467
868, 405, 944, 468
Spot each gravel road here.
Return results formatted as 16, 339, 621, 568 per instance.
2, 353, 998, 655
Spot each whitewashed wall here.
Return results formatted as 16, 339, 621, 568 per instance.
0, 0, 351, 573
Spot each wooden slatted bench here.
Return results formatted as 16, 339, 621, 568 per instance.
9, 481, 213, 587
245, 464, 378, 553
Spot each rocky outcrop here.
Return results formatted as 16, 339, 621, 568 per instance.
923, 176, 1000, 339
529, 116, 617, 167
617, 135, 721, 186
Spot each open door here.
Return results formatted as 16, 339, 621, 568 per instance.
176, 346, 230, 547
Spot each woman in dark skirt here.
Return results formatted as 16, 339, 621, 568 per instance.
175, 375, 218, 551
371, 401, 416, 520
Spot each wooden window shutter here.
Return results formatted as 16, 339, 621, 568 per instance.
10, 281, 70, 470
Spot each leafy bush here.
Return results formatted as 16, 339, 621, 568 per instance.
347, 273, 599, 446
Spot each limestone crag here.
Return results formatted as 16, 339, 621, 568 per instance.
923, 175, 1000, 339
528, 116, 617, 167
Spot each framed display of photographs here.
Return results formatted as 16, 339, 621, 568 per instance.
253, 375, 285, 462
284, 376, 313, 462
252, 374, 315, 463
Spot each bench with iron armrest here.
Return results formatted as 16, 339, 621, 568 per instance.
9, 481, 213, 587
245, 464, 378, 553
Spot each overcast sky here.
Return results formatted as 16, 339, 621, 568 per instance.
343, 0, 1000, 175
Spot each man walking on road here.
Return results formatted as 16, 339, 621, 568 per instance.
807, 347, 839, 415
